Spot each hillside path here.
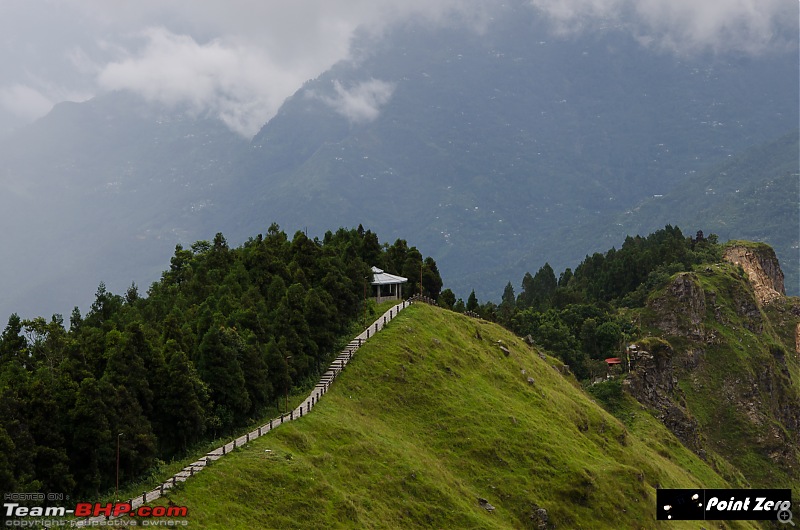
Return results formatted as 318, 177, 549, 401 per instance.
75, 299, 411, 526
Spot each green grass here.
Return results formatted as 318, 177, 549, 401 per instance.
153, 304, 756, 529
96, 301, 400, 505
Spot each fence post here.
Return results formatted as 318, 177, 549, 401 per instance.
223, 445, 226, 455
258, 426, 262, 436
173, 476, 177, 486
233, 439, 237, 450
142, 492, 147, 504
190, 467, 194, 476
270, 419, 273, 429
375, 323, 378, 332
160, 483, 164, 495
358, 338, 361, 347
367, 329, 369, 339
281, 414, 284, 424
300, 406, 303, 417
384, 316, 386, 325
291, 410, 294, 420
246, 432, 250, 443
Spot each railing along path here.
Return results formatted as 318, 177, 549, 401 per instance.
76, 299, 412, 526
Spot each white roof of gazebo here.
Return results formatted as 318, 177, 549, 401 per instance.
371, 266, 408, 286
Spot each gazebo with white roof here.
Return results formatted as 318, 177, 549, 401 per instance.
371, 266, 408, 303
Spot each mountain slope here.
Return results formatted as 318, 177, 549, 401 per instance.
228, 1, 798, 300
0, 92, 248, 320
0, 0, 796, 321
631, 243, 800, 497
613, 130, 800, 294
154, 304, 754, 529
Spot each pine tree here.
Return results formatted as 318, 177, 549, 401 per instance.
68, 378, 113, 495
156, 341, 207, 455
498, 282, 516, 326
197, 324, 250, 431
0, 314, 27, 369
438, 289, 456, 310
466, 290, 479, 312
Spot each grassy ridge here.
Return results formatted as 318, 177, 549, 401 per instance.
157, 304, 754, 529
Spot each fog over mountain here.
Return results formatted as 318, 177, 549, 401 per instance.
0, 0, 797, 320
1, 0, 795, 135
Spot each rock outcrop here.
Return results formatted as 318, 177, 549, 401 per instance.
638, 249, 800, 482
624, 338, 702, 452
723, 244, 785, 306
648, 273, 706, 340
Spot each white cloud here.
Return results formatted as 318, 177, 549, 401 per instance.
0, 82, 91, 124
0, 84, 54, 122
0, 0, 794, 135
86, 1, 485, 136
528, 0, 797, 54
97, 28, 301, 137
314, 79, 397, 124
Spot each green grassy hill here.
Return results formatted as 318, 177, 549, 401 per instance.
155, 304, 756, 529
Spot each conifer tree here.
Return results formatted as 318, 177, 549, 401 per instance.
466, 290, 479, 312
156, 341, 207, 454
498, 282, 516, 326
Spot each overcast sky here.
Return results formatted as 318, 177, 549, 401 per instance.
0, 0, 796, 137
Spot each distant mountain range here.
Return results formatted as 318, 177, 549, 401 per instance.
0, 1, 797, 320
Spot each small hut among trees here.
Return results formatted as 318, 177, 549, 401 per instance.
371, 266, 408, 303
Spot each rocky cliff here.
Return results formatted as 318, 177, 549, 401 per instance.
635, 249, 800, 493
624, 337, 703, 453
723, 243, 786, 306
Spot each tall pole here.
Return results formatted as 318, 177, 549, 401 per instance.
364, 276, 367, 327
284, 355, 292, 412
115, 432, 123, 502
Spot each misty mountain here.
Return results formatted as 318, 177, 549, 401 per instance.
0, 2, 797, 321
0, 92, 247, 319
226, 4, 798, 299
612, 129, 800, 293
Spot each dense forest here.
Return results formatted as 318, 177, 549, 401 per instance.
0, 224, 441, 497
441, 225, 723, 379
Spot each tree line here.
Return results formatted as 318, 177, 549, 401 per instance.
0, 224, 442, 497
439, 226, 721, 379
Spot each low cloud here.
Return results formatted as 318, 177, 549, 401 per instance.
529, 0, 797, 54
0, 84, 54, 122
0, 82, 91, 125
97, 28, 302, 137
87, 2, 477, 137
314, 79, 396, 124
0, 0, 794, 135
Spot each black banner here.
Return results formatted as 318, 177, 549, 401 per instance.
656, 489, 792, 521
